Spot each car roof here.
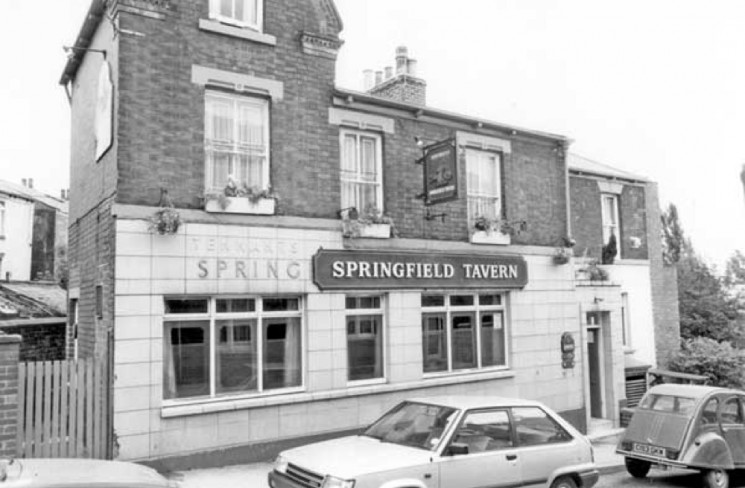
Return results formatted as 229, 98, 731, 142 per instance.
408, 395, 544, 410
647, 383, 737, 399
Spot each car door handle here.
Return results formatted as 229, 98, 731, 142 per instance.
506, 454, 518, 461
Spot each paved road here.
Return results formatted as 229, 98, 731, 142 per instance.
598, 468, 745, 487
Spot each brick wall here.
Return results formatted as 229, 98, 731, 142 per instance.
0, 333, 20, 458
569, 175, 649, 261
0, 322, 66, 361
369, 75, 427, 106
67, 196, 116, 360
620, 185, 648, 260
645, 182, 681, 366
114, 0, 342, 220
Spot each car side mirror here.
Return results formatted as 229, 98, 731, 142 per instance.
446, 443, 469, 456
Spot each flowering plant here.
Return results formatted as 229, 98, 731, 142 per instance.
204, 176, 278, 209
473, 216, 527, 235
149, 189, 181, 235
342, 205, 398, 238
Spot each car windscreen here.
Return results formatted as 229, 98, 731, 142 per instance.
363, 401, 458, 450
639, 394, 696, 415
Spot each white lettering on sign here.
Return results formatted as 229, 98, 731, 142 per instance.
462, 264, 519, 279
330, 261, 463, 279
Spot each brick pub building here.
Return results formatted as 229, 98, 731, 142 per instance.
61, 0, 677, 467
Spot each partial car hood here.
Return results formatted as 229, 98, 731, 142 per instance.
6, 458, 171, 487
282, 435, 434, 479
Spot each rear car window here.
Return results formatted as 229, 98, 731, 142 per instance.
639, 394, 696, 415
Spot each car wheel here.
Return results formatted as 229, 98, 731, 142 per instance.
550, 475, 577, 488
625, 457, 651, 478
702, 468, 729, 488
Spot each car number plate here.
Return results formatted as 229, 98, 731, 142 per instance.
633, 443, 666, 457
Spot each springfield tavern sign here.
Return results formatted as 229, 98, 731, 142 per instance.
313, 250, 528, 290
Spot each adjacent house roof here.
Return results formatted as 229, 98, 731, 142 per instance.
568, 153, 649, 183
333, 87, 570, 144
0, 282, 67, 320
0, 180, 68, 213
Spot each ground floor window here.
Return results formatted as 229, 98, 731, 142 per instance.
163, 296, 302, 401
421, 293, 508, 374
346, 295, 384, 382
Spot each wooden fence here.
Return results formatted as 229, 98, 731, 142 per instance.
17, 359, 111, 459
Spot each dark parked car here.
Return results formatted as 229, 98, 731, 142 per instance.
617, 384, 745, 488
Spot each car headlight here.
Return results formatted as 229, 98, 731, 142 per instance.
273, 455, 289, 474
322, 475, 355, 488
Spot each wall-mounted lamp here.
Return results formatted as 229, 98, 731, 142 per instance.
593, 297, 604, 305
337, 206, 358, 220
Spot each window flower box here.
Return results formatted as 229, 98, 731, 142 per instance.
205, 196, 275, 215
470, 230, 511, 246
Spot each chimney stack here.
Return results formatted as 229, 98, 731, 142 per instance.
365, 46, 426, 106
363, 69, 374, 90
21, 179, 27, 187
395, 46, 408, 75
28, 178, 33, 189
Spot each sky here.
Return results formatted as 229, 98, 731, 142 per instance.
1, 0, 743, 269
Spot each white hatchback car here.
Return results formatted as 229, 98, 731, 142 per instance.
268, 396, 598, 488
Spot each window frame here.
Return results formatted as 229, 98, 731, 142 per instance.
208, 0, 263, 31
421, 292, 510, 377
204, 90, 271, 195
510, 406, 573, 447
345, 294, 386, 386
465, 147, 503, 227
162, 296, 304, 405
601, 192, 621, 259
339, 128, 384, 214
446, 407, 515, 455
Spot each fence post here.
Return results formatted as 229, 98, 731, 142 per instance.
0, 333, 21, 458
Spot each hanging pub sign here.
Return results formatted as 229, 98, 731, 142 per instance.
313, 249, 528, 290
422, 139, 458, 205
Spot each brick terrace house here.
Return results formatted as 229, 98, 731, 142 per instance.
60, 0, 676, 467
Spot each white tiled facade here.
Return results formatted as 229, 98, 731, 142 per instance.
113, 219, 623, 461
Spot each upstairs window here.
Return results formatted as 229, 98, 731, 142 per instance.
466, 148, 502, 228
601, 193, 621, 260
209, 0, 262, 30
205, 91, 269, 194
340, 129, 383, 214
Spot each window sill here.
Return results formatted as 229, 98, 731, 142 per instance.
161, 369, 515, 418
199, 18, 276, 46
470, 231, 511, 246
205, 197, 275, 215
346, 378, 387, 388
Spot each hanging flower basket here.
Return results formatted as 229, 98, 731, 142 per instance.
148, 188, 181, 235
149, 207, 181, 235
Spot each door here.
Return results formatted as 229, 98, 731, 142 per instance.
719, 396, 745, 464
511, 407, 580, 487
437, 409, 521, 488
587, 326, 602, 418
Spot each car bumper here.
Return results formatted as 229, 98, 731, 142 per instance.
578, 469, 599, 488
616, 450, 687, 469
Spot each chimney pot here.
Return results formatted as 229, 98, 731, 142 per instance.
384, 66, 393, 79
363, 69, 374, 90
21, 179, 27, 187
375, 71, 383, 85
395, 46, 408, 75
407, 58, 418, 77
28, 178, 33, 189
